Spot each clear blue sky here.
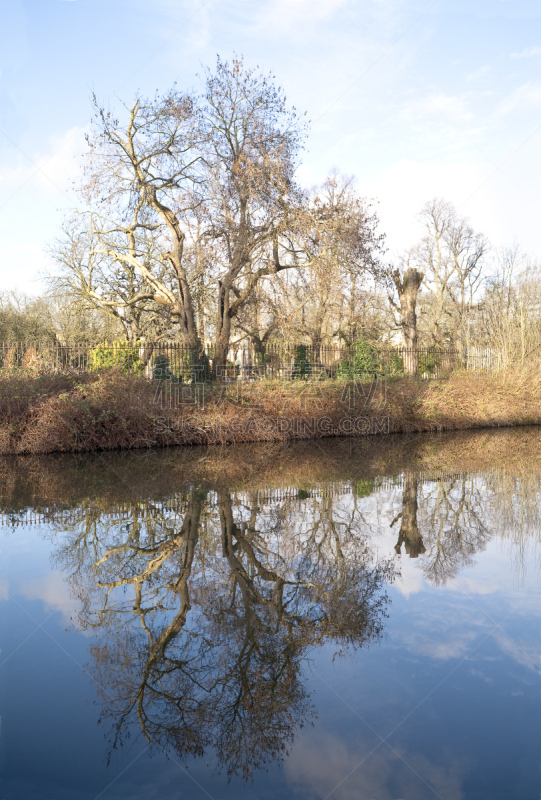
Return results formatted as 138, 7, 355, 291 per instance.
1, 0, 540, 291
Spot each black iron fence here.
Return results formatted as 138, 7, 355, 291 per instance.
0, 340, 506, 380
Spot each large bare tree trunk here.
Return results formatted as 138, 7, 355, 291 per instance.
392, 268, 424, 376
213, 280, 233, 380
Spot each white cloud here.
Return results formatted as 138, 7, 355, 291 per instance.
19, 571, 81, 626
398, 627, 479, 660
258, 0, 348, 34
492, 630, 540, 673
0, 126, 86, 292
467, 65, 490, 81
0, 242, 46, 293
392, 93, 480, 163
495, 81, 541, 118
427, 92, 475, 122
285, 731, 465, 800
131, 0, 213, 56
511, 46, 541, 58
452, 575, 500, 595
395, 559, 427, 596
360, 151, 541, 258
0, 125, 84, 205
0, 579, 10, 600
361, 159, 491, 252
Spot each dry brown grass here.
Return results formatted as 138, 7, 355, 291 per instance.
1, 368, 540, 455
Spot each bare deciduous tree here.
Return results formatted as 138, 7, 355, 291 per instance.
197, 57, 307, 374
273, 172, 388, 353
413, 199, 488, 349
79, 87, 205, 353
48, 219, 174, 343
475, 245, 541, 366
49, 60, 388, 377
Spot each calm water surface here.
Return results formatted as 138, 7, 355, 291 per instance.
0, 430, 540, 799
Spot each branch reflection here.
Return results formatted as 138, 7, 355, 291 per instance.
53, 487, 394, 778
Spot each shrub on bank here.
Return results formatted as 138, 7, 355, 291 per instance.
89, 341, 143, 374
336, 340, 380, 380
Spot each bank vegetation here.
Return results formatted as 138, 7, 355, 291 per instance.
1, 368, 541, 454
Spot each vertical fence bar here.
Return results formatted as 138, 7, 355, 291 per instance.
0, 342, 516, 380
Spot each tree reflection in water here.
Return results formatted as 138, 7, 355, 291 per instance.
392, 472, 491, 585
392, 471, 426, 559
52, 487, 394, 778
3, 431, 541, 777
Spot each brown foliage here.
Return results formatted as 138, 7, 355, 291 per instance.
1, 369, 541, 455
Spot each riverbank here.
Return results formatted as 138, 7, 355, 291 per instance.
0, 369, 540, 454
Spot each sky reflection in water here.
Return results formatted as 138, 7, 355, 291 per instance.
0, 429, 540, 799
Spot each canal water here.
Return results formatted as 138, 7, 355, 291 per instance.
0, 429, 539, 799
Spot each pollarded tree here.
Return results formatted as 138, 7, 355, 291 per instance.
389, 258, 424, 375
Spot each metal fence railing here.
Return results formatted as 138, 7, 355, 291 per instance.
0, 341, 506, 380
